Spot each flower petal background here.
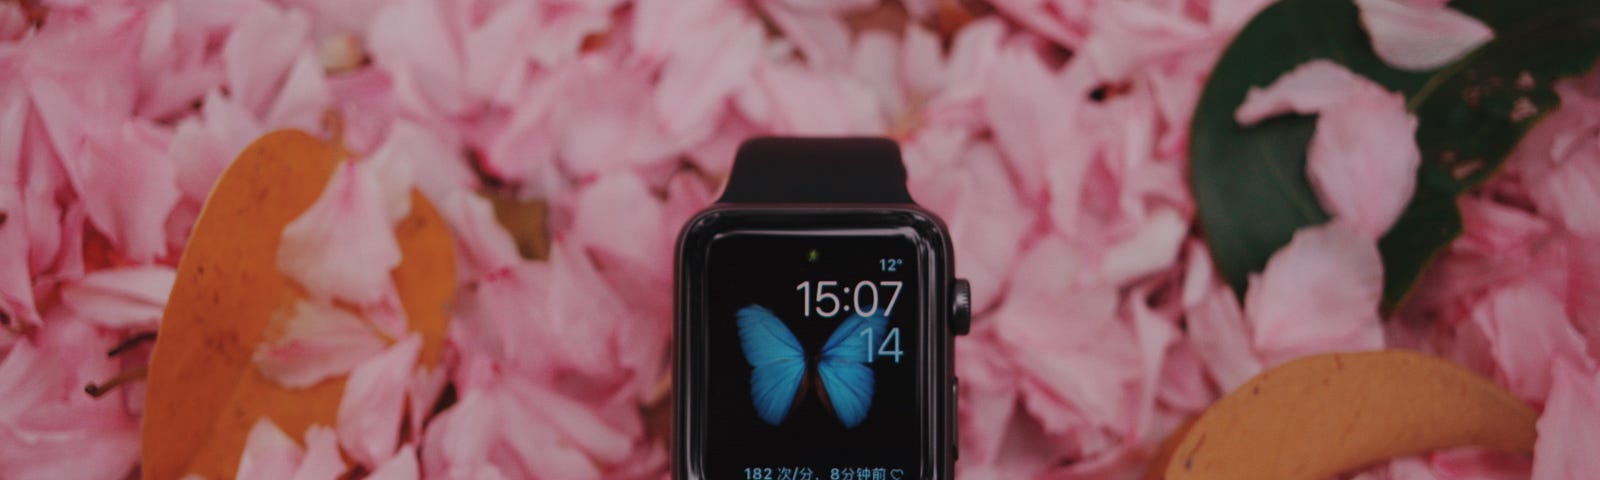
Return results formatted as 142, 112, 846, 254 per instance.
0, 0, 1594, 479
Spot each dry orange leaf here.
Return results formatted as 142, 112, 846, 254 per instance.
140, 130, 456, 480
1164, 350, 1537, 480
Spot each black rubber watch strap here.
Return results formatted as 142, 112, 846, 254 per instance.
718, 137, 915, 204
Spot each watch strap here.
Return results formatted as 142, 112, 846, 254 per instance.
718, 137, 915, 204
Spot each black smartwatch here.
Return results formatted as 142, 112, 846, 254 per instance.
675, 137, 972, 480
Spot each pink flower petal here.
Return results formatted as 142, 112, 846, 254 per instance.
337, 334, 421, 468
235, 418, 303, 480
280, 0, 386, 36
1355, 0, 1492, 72
912, 140, 1034, 313
1245, 222, 1385, 366
1157, 342, 1218, 413
569, 173, 666, 275
58, 265, 176, 330
852, 31, 908, 123
1100, 208, 1188, 285
1527, 127, 1600, 238
405, 366, 446, 446
170, 90, 266, 204
744, 62, 885, 135
293, 425, 348, 480
1079, 1, 1214, 81
986, 44, 1077, 198
0, 2, 25, 41
371, 121, 475, 208
524, 6, 612, 69
1468, 279, 1594, 402
439, 192, 521, 278
1453, 195, 1551, 255
1429, 447, 1533, 479
505, 380, 634, 465
954, 332, 1020, 466
900, 24, 945, 98
367, 0, 468, 116
546, 59, 686, 178
263, 51, 333, 132
222, 4, 311, 115
0, 315, 139, 478
757, 0, 852, 70
253, 300, 389, 389
277, 161, 402, 306
1306, 85, 1421, 238
653, 11, 762, 138
69, 120, 182, 263
450, 263, 555, 370
0, 191, 39, 330
366, 444, 419, 480
1532, 362, 1600, 479
134, 0, 231, 119
1234, 59, 1384, 126
995, 249, 1135, 439
1128, 286, 1180, 441
1186, 283, 1263, 391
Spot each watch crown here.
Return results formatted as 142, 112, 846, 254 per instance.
951, 279, 972, 336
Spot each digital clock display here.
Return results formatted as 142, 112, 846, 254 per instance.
702, 231, 921, 478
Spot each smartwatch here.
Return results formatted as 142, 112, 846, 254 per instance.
674, 137, 972, 480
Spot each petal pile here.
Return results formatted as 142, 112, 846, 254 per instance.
0, 0, 1594, 479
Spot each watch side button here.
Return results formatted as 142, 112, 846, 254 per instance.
950, 279, 972, 336
952, 376, 960, 461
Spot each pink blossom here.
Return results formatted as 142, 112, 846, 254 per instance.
1355, 0, 1493, 72
46, 113, 181, 263
338, 334, 421, 468
253, 300, 389, 389
1305, 86, 1420, 238
1246, 222, 1385, 366
757, 0, 854, 70
438, 192, 522, 278
1235, 60, 1385, 125
222, 4, 311, 115
1, 1, 1594, 479
740, 61, 886, 135
649, 5, 764, 138
262, 51, 333, 133
1511, 76, 1600, 237
910, 139, 1036, 313
235, 418, 348, 480
984, 42, 1077, 198
0, 191, 39, 330
366, 0, 469, 116
1532, 362, 1600, 479
58, 265, 175, 330
1237, 60, 1421, 237
368, 444, 420, 480
420, 356, 646, 479
1184, 272, 1263, 391
277, 161, 402, 306
1466, 279, 1594, 403
0, 315, 140, 479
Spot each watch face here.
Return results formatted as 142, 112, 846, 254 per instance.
702, 229, 923, 480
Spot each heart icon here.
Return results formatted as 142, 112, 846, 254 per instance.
889, 469, 904, 480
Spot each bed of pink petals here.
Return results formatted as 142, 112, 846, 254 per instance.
1, 0, 1597, 478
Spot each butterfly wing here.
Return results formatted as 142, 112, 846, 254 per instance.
735, 305, 807, 426
816, 312, 890, 428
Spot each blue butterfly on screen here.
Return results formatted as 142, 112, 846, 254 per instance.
736, 304, 888, 429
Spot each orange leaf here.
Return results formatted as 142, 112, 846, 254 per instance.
140, 130, 456, 480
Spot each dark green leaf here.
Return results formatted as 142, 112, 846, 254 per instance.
1190, 0, 1600, 310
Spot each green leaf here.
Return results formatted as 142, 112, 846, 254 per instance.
1190, 0, 1600, 310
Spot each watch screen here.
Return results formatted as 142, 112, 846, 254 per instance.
703, 230, 922, 480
